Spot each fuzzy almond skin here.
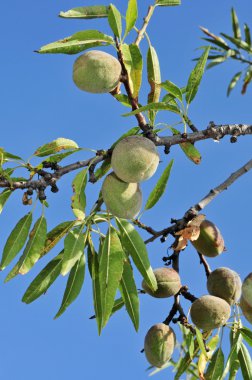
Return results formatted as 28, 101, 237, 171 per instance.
190, 295, 231, 331
240, 295, 252, 324
242, 273, 252, 307
73, 50, 121, 93
207, 267, 242, 305
142, 268, 181, 298
191, 220, 225, 258
101, 172, 142, 219
144, 323, 176, 368
111, 136, 160, 183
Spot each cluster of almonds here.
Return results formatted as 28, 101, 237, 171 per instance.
101, 135, 160, 219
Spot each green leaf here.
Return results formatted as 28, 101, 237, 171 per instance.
171, 128, 201, 164
55, 254, 85, 319
186, 47, 210, 104
94, 158, 111, 181
121, 44, 143, 98
18, 216, 47, 275
222, 330, 242, 378
231, 8, 241, 40
206, 56, 227, 69
37, 30, 114, 55
160, 80, 183, 102
116, 218, 157, 292
108, 4, 122, 39
240, 328, 252, 347
22, 251, 63, 304
221, 33, 252, 53
238, 343, 252, 380
99, 227, 124, 329
3, 151, 23, 162
0, 189, 12, 214
0, 212, 33, 270
156, 0, 181, 5
113, 94, 131, 107
145, 159, 174, 211
111, 297, 125, 315
42, 149, 81, 164
122, 101, 180, 117
89, 240, 103, 334
59, 6, 109, 19
111, 127, 140, 148
71, 168, 88, 220
42, 221, 76, 258
205, 347, 224, 380
34, 138, 79, 157
147, 46, 161, 124
61, 226, 86, 276
195, 327, 208, 359
119, 259, 139, 331
227, 71, 242, 97
244, 23, 251, 46
125, 0, 138, 36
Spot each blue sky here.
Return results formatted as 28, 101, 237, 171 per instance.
0, 1, 251, 379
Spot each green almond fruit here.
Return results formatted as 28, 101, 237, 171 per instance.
207, 267, 242, 305
142, 267, 181, 298
191, 220, 225, 258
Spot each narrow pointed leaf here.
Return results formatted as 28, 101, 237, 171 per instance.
119, 259, 139, 331
116, 218, 157, 292
71, 168, 88, 220
222, 330, 242, 378
59, 6, 109, 19
122, 101, 180, 117
145, 159, 174, 210
0, 189, 12, 214
171, 128, 201, 164
121, 44, 143, 98
231, 8, 241, 39
238, 343, 252, 380
0, 212, 33, 270
207, 56, 227, 69
205, 347, 224, 380
221, 33, 252, 52
244, 23, 251, 46
160, 80, 183, 102
240, 328, 252, 347
147, 46, 161, 124
156, 0, 181, 5
37, 31, 114, 55
18, 216, 47, 275
111, 297, 125, 315
94, 158, 111, 181
227, 71, 242, 96
42, 221, 76, 258
125, 0, 138, 36
34, 138, 79, 157
186, 47, 210, 104
42, 149, 81, 164
108, 4, 122, 39
22, 251, 64, 304
99, 227, 124, 329
61, 226, 86, 276
195, 327, 208, 359
55, 254, 85, 319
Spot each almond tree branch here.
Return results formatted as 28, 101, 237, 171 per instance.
134, 5, 156, 46
143, 158, 252, 244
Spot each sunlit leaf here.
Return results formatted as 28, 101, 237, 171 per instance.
205, 347, 224, 380
160, 80, 183, 102
116, 218, 157, 292
121, 44, 143, 98
125, 0, 138, 36
89, 240, 103, 334
0, 189, 12, 214
231, 8, 241, 40
99, 227, 124, 329
240, 327, 252, 347
119, 259, 139, 331
156, 0, 181, 5
238, 342, 252, 380
34, 138, 79, 157
122, 101, 180, 117
186, 47, 210, 104
171, 128, 201, 164
22, 251, 63, 304
195, 327, 208, 359
244, 23, 251, 46
71, 168, 88, 220
55, 254, 85, 318
227, 71, 242, 96
61, 226, 86, 276
42, 221, 76, 258
145, 159, 174, 210
0, 212, 33, 270
108, 4, 122, 39
221, 33, 252, 52
59, 6, 109, 19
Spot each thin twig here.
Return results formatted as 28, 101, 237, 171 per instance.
197, 252, 211, 278
134, 5, 156, 46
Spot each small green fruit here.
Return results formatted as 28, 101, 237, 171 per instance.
207, 267, 242, 305
242, 273, 252, 307
190, 295, 231, 331
101, 172, 142, 219
240, 296, 252, 324
191, 220, 225, 257
111, 136, 159, 183
73, 50, 121, 93
144, 323, 176, 368
142, 268, 181, 298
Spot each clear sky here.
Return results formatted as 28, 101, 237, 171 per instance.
0, 1, 251, 379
